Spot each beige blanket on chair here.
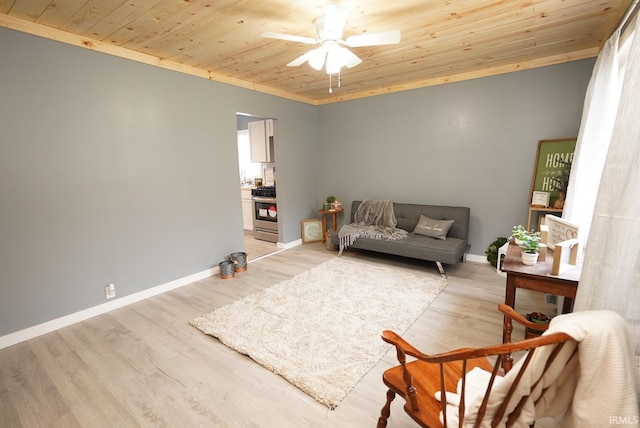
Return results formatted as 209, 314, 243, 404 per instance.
338, 199, 407, 254
440, 310, 639, 427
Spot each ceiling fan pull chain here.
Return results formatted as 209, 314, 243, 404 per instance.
329, 73, 333, 93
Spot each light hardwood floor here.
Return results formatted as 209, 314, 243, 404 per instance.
243, 231, 280, 261
0, 244, 559, 427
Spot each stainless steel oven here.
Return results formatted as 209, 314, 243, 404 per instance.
251, 190, 278, 242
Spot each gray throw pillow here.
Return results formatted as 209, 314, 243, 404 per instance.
413, 215, 454, 240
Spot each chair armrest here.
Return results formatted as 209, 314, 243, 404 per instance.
383, 328, 569, 364
498, 304, 549, 331
381, 330, 430, 359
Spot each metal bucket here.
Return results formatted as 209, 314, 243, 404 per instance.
219, 260, 235, 279
228, 252, 248, 272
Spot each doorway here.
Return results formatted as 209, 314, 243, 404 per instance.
236, 113, 279, 261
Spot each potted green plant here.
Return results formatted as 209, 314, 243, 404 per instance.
323, 195, 336, 210
511, 225, 528, 246
325, 195, 338, 210
485, 236, 509, 268
520, 231, 541, 265
525, 311, 551, 337
549, 160, 571, 209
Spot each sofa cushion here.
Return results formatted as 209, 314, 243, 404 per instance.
413, 215, 454, 240
343, 234, 467, 265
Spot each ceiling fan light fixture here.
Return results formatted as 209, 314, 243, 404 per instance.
325, 61, 341, 75
308, 47, 327, 70
325, 46, 348, 75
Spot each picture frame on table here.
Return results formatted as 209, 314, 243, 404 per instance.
301, 219, 323, 243
531, 191, 550, 207
544, 214, 579, 250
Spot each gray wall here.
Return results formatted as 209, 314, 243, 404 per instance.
318, 60, 593, 256
236, 114, 263, 131
0, 25, 592, 338
0, 27, 319, 336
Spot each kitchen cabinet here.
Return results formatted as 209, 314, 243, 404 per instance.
249, 119, 274, 163
265, 118, 274, 137
241, 188, 253, 230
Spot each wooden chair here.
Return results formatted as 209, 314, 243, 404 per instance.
377, 304, 571, 428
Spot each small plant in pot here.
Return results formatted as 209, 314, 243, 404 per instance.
520, 231, 541, 266
511, 225, 528, 246
525, 311, 551, 337
323, 195, 336, 210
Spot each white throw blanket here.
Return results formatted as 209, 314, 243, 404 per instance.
338, 199, 408, 254
438, 309, 639, 427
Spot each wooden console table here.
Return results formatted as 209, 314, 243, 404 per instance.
318, 207, 344, 243
501, 240, 581, 333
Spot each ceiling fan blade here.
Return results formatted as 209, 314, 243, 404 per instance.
286, 52, 312, 67
341, 48, 362, 68
261, 31, 318, 45
345, 30, 401, 47
286, 48, 327, 70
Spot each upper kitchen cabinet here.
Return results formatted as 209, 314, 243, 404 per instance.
249, 119, 275, 163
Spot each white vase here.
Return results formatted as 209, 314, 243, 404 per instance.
521, 251, 539, 266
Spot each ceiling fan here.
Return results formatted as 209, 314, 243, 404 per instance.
262, 5, 401, 88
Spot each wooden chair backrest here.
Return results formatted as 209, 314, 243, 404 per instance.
382, 305, 573, 427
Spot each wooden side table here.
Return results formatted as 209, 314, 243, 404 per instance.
318, 207, 344, 243
500, 239, 581, 336
500, 239, 581, 370
502, 240, 580, 309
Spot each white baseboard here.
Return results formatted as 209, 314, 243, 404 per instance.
0, 267, 218, 350
279, 239, 301, 249
466, 253, 488, 264
246, 239, 299, 263
0, 246, 486, 350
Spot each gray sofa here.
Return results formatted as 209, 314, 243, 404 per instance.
331, 200, 470, 277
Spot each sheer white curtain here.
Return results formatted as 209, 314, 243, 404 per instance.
562, 31, 621, 247
573, 12, 640, 397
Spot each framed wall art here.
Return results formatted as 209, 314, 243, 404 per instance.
301, 219, 323, 243
529, 138, 577, 209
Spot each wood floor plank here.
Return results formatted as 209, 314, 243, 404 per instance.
28, 334, 135, 428
0, 243, 561, 427
0, 341, 73, 427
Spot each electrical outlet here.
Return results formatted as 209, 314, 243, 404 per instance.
104, 283, 116, 299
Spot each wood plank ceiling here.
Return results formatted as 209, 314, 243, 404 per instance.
0, 1, 632, 105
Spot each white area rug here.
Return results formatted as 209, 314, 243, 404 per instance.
190, 257, 447, 408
